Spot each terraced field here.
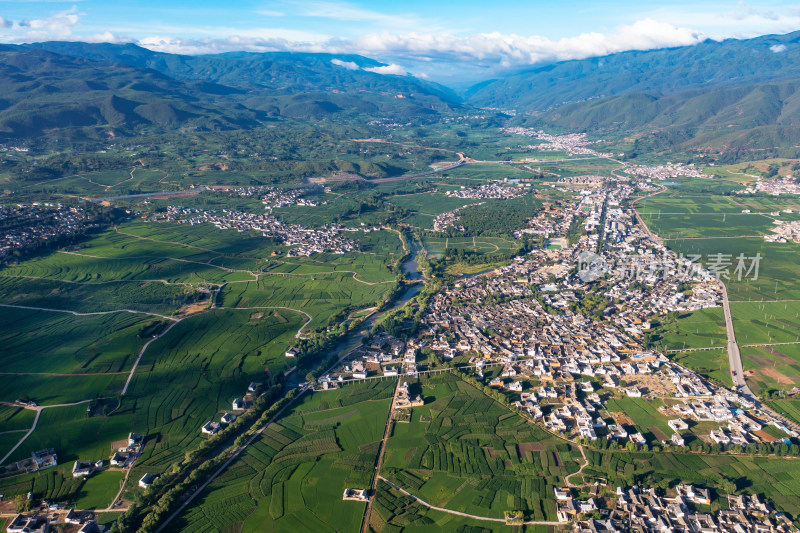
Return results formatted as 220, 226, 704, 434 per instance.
173, 380, 394, 532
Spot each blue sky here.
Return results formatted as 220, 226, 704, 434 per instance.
1, 1, 799, 82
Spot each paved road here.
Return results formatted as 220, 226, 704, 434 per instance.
721, 282, 751, 396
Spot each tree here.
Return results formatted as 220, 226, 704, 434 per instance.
14, 494, 30, 513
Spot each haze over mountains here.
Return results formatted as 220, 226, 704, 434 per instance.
3, 30, 800, 158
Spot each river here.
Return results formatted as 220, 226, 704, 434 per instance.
285, 241, 423, 388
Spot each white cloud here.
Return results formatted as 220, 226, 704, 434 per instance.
770, 43, 787, 53
330, 58, 359, 70
363, 63, 407, 75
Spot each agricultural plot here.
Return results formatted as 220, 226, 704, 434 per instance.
766, 399, 800, 427
0, 466, 86, 505
173, 380, 394, 533
672, 349, 733, 388
219, 273, 393, 329
388, 192, 478, 217
665, 237, 800, 302
604, 397, 672, 442
4, 402, 133, 464
0, 307, 149, 374
382, 373, 577, 522
641, 213, 774, 238
740, 343, 800, 393
0, 276, 193, 316
74, 469, 125, 509
0, 405, 36, 433
420, 236, 520, 258
732, 301, 800, 345
125, 309, 304, 472
371, 479, 551, 532
650, 307, 727, 351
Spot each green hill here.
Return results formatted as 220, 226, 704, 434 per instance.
468, 31, 800, 112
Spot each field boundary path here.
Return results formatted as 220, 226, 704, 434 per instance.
121, 318, 184, 396
0, 398, 105, 466
0, 302, 175, 321
360, 377, 402, 533
378, 476, 567, 526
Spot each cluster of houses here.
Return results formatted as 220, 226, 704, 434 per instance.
0, 203, 99, 263
445, 182, 527, 200
766, 219, 800, 243
229, 185, 318, 208
738, 176, 800, 196
501, 127, 613, 158
330, 333, 421, 382
6, 512, 107, 533
432, 202, 484, 232
623, 163, 709, 180
153, 205, 356, 256
572, 485, 795, 532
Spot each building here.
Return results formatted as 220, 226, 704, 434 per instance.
72, 461, 93, 478
31, 448, 57, 469
139, 473, 155, 489
201, 421, 221, 435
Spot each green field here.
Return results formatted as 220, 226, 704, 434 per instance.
640, 213, 774, 239
124, 309, 304, 472
649, 308, 727, 351
74, 469, 125, 509
420, 235, 520, 258
672, 349, 733, 388
0, 307, 149, 374
173, 380, 394, 532
741, 344, 800, 393
604, 396, 672, 442
382, 372, 577, 522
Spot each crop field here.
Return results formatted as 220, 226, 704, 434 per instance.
387, 192, 477, 217
640, 213, 774, 238
382, 373, 577, 522
672, 349, 733, 388
173, 380, 394, 532
0, 466, 86, 504
665, 237, 800, 302
0, 405, 36, 433
0, 307, 149, 374
732, 301, 800, 345
74, 469, 125, 509
766, 399, 800, 426
0, 276, 193, 316
650, 308, 727, 351
740, 343, 800, 393
420, 236, 520, 258
125, 309, 304, 471
5, 402, 133, 464
584, 449, 800, 518
371, 479, 551, 532
604, 397, 672, 442
219, 273, 394, 329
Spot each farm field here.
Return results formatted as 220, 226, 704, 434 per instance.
741, 343, 800, 393
650, 308, 727, 351
0, 307, 150, 374
640, 213, 774, 238
4, 401, 133, 464
732, 301, 800, 345
672, 349, 733, 388
219, 272, 393, 329
173, 380, 394, 532
124, 309, 304, 473
74, 469, 125, 509
382, 372, 578, 522
604, 396, 672, 443
665, 237, 800, 302
420, 235, 520, 258
371, 478, 551, 532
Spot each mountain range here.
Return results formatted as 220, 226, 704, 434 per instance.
4, 32, 800, 158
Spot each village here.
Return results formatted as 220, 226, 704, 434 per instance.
150, 205, 357, 256
0, 203, 101, 263
445, 182, 529, 200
